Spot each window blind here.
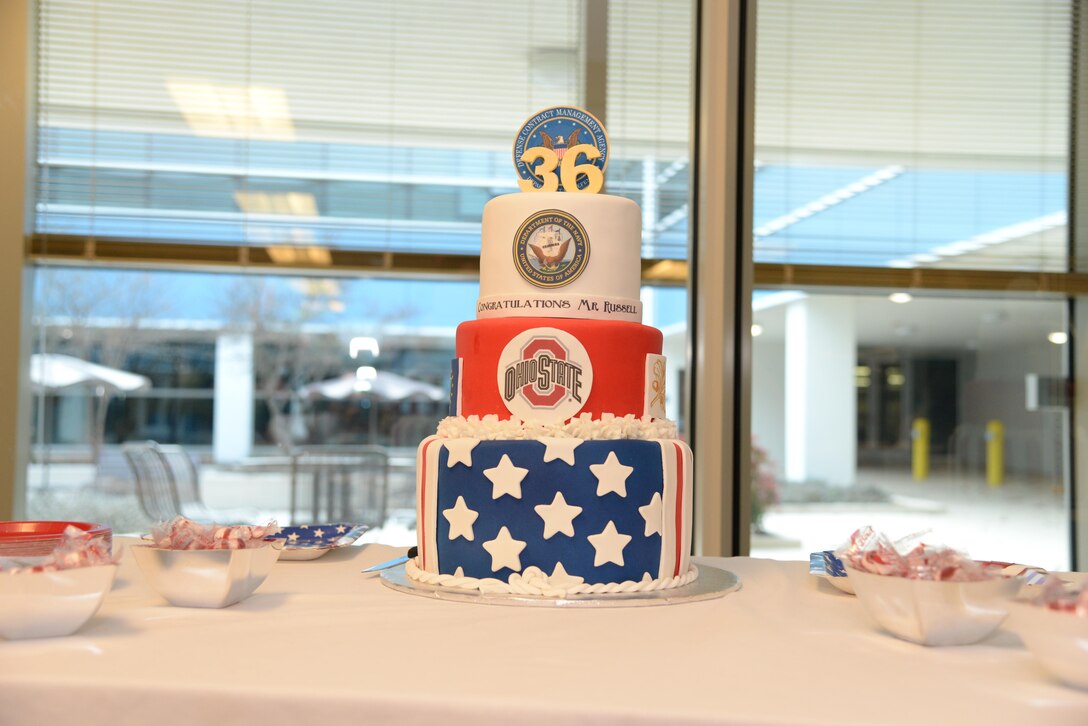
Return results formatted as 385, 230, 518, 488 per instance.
36, 0, 585, 252
754, 0, 1073, 271
608, 0, 693, 257
36, 0, 695, 258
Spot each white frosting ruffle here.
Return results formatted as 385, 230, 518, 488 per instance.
405, 558, 698, 598
436, 413, 678, 441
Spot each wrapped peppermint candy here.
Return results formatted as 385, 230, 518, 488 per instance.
835, 526, 995, 582
0, 525, 117, 574
1030, 577, 1088, 616
149, 516, 280, 550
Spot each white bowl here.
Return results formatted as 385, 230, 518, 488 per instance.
847, 565, 1021, 646
1009, 601, 1088, 689
131, 544, 281, 609
0, 564, 118, 639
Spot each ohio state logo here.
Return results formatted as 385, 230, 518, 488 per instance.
504, 338, 584, 406
496, 327, 594, 424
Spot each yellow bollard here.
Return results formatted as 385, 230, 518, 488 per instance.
986, 420, 1004, 487
912, 417, 930, 481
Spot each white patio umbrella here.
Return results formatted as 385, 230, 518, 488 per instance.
30, 353, 152, 392
30, 353, 152, 467
299, 369, 445, 403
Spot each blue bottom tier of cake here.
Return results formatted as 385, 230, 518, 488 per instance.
415, 436, 692, 586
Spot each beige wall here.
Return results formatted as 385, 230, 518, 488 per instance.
0, 0, 33, 519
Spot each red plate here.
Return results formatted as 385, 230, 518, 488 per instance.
0, 521, 111, 557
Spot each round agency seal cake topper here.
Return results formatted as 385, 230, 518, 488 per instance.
513, 105, 609, 193
512, 208, 590, 288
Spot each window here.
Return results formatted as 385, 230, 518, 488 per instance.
28, 0, 696, 538
750, 0, 1077, 569
754, 0, 1069, 271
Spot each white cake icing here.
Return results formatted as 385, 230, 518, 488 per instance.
406, 557, 698, 597
477, 192, 643, 322
436, 413, 678, 440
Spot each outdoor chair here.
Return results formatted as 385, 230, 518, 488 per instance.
289, 445, 389, 526
122, 441, 262, 524
122, 441, 184, 522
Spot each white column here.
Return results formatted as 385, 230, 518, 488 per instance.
784, 297, 856, 486
57, 394, 88, 444
213, 333, 254, 463
751, 338, 786, 472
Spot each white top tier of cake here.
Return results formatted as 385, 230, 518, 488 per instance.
477, 192, 643, 323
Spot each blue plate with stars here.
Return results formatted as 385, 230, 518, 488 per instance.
272, 524, 369, 561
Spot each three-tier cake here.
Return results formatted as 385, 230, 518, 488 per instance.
407, 107, 696, 597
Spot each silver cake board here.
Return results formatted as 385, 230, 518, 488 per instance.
380, 565, 740, 608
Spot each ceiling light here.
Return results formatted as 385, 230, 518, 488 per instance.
168, 79, 296, 141
888, 292, 912, 304
909, 253, 940, 264
642, 259, 686, 282
754, 165, 905, 238
268, 246, 332, 266
234, 192, 318, 216
751, 324, 763, 337
1048, 331, 1068, 345
892, 211, 1067, 268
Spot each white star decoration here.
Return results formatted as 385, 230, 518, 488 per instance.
589, 451, 634, 497
444, 438, 480, 468
587, 520, 632, 567
442, 496, 479, 541
335, 525, 347, 534
287, 532, 299, 543
548, 562, 584, 589
540, 437, 583, 465
534, 492, 582, 539
313, 528, 325, 539
483, 454, 529, 499
638, 492, 664, 537
482, 526, 526, 572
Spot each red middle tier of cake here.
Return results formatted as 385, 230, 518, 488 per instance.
455, 317, 663, 420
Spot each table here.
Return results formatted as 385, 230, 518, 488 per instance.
1, 539, 1086, 725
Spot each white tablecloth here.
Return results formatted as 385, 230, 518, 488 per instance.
2, 539, 1086, 725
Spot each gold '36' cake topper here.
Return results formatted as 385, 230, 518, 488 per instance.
513, 106, 609, 194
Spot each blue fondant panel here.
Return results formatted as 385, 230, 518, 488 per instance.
435, 440, 664, 584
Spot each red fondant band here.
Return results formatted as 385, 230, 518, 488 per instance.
674, 441, 684, 577
456, 317, 663, 420
420, 438, 435, 570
